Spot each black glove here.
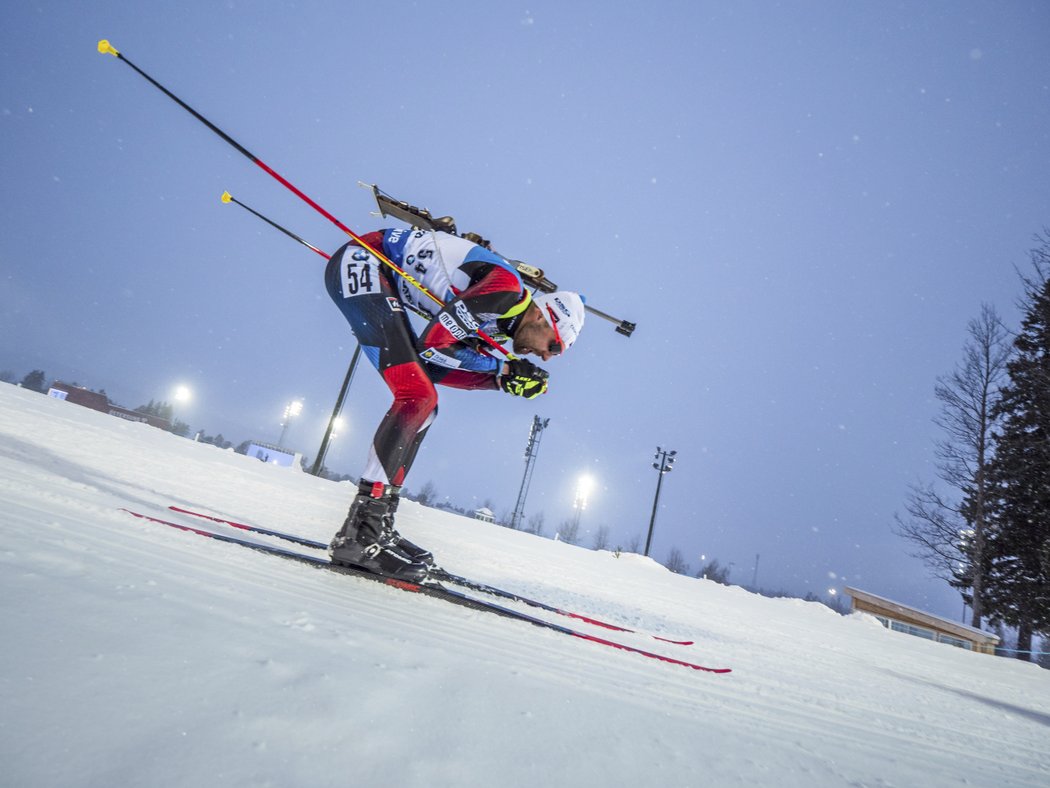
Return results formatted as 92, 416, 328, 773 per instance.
499, 358, 549, 399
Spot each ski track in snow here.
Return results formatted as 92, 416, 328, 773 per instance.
1, 384, 1049, 788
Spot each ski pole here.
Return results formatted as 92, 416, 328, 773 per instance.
219, 191, 367, 477
97, 39, 514, 360
221, 192, 327, 259
221, 191, 437, 323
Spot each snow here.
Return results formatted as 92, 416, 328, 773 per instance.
1, 383, 1048, 788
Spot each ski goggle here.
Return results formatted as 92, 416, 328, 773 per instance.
545, 304, 564, 356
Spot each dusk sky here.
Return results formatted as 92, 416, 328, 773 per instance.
3, 1, 1048, 620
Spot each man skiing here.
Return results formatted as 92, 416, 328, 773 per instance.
323, 228, 585, 581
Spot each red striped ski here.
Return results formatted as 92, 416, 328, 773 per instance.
168, 504, 694, 646
123, 508, 729, 674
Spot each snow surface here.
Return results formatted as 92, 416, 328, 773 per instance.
1, 382, 1048, 788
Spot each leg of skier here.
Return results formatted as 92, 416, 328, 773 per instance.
322, 239, 435, 580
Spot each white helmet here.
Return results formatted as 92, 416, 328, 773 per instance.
533, 291, 586, 352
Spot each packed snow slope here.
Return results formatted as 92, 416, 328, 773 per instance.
1, 384, 1048, 788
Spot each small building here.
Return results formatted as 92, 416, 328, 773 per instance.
473, 507, 495, 523
845, 586, 999, 654
245, 441, 299, 468
47, 381, 171, 430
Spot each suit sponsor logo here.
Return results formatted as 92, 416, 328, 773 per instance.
386, 297, 403, 312
439, 312, 468, 340
420, 348, 462, 369
454, 301, 479, 331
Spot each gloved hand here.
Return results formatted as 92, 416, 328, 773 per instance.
499, 358, 549, 399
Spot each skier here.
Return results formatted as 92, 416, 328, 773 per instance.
323, 228, 585, 581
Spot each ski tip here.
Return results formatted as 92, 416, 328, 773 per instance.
655, 637, 695, 646
97, 39, 119, 57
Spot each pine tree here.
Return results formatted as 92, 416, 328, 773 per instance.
135, 399, 175, 421
20, 370, 47, 392
983, 244, 1050, 659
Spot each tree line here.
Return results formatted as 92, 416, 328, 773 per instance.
896, 233, 1050, 661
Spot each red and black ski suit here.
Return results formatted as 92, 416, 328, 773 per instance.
324, 229, 530, 487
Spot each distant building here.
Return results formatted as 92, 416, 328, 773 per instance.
473, 507, 495, 523
845, 586, 1000, 654
245, 441, 299, 469
47, 381, 171, 430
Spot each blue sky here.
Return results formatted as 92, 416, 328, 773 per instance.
2, 1, 1048, 619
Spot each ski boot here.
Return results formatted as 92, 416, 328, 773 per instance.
383, 486, 434, 566
329, 481, 430, 582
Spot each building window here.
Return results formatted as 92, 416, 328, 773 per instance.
889, 620, 936, 640
937, 634, 972, 650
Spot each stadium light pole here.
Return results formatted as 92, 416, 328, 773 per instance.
171, 384, 192, 434
278, 399, 302, 447
510, 415, 549, 529
572, 474, 594, 531
644, 447, 676, 558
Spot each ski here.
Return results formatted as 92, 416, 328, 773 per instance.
429, 569, 694, 646
167, 505, 694, 646
168, 505, 328, 549
124, 509, 729, 674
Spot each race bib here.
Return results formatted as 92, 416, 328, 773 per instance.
340, 248, 380, 298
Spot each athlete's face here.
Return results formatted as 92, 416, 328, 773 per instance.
512, 304, 561, 362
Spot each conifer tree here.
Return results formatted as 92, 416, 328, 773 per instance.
984, 241, 1050, 659
20, 370, 47, 392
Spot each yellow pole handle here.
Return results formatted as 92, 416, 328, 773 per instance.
97, 39, 119, 57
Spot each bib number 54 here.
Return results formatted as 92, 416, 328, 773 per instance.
341, 250, 377, 297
